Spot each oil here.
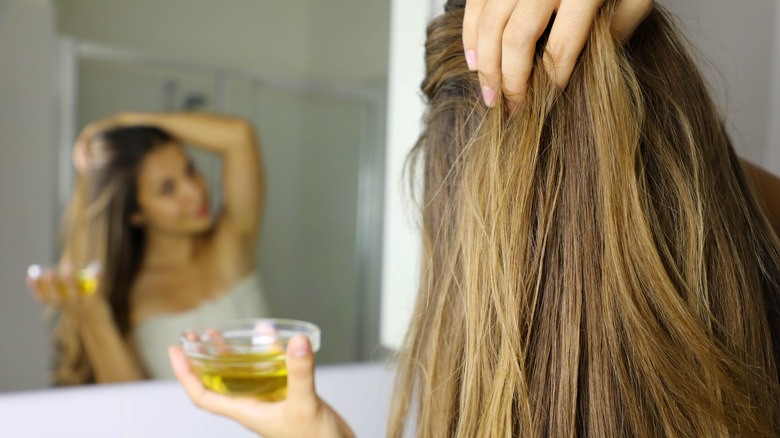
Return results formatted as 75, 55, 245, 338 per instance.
190, 351, 288, 401
75, 269, 98, 296
35, 267, 97, 298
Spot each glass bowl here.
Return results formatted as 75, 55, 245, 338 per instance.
180, 318, 321, 401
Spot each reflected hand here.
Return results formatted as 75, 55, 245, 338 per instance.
26, 262, 106, 318
169, 335, 355, 438
462, 0, 654, 106
72, 114, 126, 174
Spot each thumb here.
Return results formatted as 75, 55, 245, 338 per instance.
285, 334, 316, 406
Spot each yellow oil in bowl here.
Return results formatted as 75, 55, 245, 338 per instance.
75, 268, 98, 297
181, 318, 321, 402
189, 351, 288, 401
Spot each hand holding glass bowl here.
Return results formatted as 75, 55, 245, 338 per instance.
170, 318, 355, 438
26, 261, 102, 308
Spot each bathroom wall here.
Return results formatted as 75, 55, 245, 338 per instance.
0, 0, 58, 392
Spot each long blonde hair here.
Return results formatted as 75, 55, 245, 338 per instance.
389, 1, 780, 436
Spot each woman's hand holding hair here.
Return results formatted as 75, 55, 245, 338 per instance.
462, 0, 654, 107
169, 335, 354, 438
72, 115, 126, 175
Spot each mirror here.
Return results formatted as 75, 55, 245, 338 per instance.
0, 0, 389, 393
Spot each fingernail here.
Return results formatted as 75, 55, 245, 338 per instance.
289, 335, 311, 357
27, 264, 42, 279
60, 261, 74, 276
466, 50, 477, 71
482, 86, 496, 107
86, 260, 102, 274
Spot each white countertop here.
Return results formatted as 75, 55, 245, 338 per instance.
0, 362, 396, 437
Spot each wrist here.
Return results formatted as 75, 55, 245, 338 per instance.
70, 299, 113, 328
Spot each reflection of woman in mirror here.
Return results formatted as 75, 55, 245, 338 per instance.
169, 0, 780, 436
26, 112, 270, 385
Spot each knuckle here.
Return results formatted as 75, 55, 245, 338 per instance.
502, 25, 536, 51
478, 64, 499, 78
502, 82, 525, 100
545, 42, 564, 63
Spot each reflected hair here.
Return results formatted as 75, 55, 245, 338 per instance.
389, 1, 780, 436
53, 126, 173, 385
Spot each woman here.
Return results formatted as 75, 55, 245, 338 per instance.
27, 112, 270, 384
170, 0, 780, 436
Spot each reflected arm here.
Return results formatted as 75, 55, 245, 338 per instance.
77, 302, 148, 383
114, 112, 266, 244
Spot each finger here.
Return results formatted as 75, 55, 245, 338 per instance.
501, 0, 557, 103
41, 270, 61, 305
72, 142, 90, 173
169, 346, 232, 415
58, 262, 79, 302
463, 0, 490, 71
612, 0, 654, 43
254, 322, 284, 353
26, 265, 45, 303
26, 277, 45, 303
542, 1, 599, 90
255, 321, 277, 335
284, 335, 317, 410
205, 328, 226, 342
184, 330, 206, 354
205, 328, 232, 355
477, 0, 521, 106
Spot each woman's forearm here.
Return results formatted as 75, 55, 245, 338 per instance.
76, 303, 147, 383
114, 111, 265, 239
115, 111, 256, 154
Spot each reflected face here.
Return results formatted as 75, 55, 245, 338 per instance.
133, 143, 211, 235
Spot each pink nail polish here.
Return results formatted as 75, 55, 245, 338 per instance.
466, 50, 477, 70
289, 335, 311, 357
482, 86, 496, 107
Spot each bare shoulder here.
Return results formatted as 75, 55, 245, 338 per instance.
128, 267, 204, 325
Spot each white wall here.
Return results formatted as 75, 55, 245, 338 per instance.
659, 0, 778, 164
56, 0, 389, 87
0, 0, 58, 392
379, 0, 442, 350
